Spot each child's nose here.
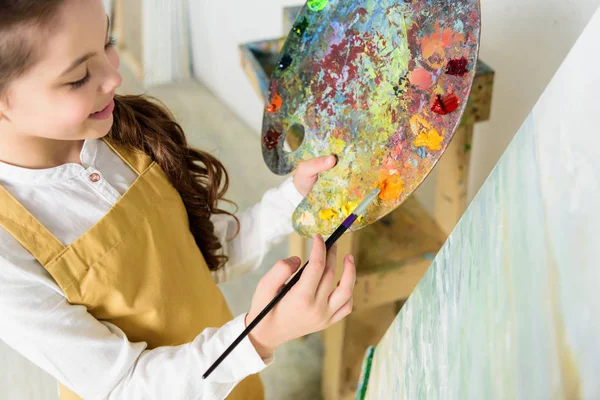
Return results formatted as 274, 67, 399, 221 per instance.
101, 67, 122, 94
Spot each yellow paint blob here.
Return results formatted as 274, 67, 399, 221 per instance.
414, 128, 444, 151
341, 201, 357, 217
342, 200, 365, 222
318, 208, 339, 221
328, 136, 347, 154
342, 201, 364, 221
410, 114, 433, 137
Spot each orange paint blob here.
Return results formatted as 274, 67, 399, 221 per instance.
377, 173, 404, 201
421, 27, 464, 59
409, 68, 432, 90
266, 93, 282, 112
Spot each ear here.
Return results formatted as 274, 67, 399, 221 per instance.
0, 97, 10, 122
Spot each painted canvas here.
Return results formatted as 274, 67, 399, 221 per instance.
362, 8, 600, 400
261, 0, 480, 237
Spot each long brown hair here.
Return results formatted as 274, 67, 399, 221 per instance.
0, 0, 239, 271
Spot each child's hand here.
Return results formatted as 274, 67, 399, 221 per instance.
293, 156, 337, 197
246, 234, 355, 359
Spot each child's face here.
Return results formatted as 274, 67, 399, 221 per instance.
0, 0, 122, 142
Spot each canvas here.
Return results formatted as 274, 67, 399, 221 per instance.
361, 8, 600, 399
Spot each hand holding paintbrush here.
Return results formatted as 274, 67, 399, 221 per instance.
245, 234, 355, 359
203, 188, 379, 378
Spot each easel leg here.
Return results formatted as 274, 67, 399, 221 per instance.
288, 231, 307, 261
434, 124, 475, 235
322, 232, 354, 400
289, 232, 309, 341
323, 317, 347, 400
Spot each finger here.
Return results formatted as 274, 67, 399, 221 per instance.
297, 155, 337, 178
316, 242, 338, 301
328, 297, 353, 325
328, 255, 356, 312
299, 235, 327, 294
259, 257, 302, 298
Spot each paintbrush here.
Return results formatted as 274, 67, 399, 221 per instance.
202, 187, 381, 379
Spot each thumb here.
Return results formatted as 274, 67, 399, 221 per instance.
258, 257, 302, 298
297, 155, 337, 178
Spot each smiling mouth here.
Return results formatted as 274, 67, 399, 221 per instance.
91, 99, 113, 115
88, 98, 115, 120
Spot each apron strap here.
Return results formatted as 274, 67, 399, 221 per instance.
102, 137, 153, 176
0, 137, 152, 266
0, 185, 65, 266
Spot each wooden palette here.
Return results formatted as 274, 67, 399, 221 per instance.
261, 0, 481, 237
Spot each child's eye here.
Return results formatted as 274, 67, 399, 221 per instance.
105, 36, 117, 50
69, 70, 91, 89
67, 38, 115, 89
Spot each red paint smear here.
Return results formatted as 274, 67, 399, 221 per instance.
264, 129, 281, 150
431, 93, 460, 115
312, 31, 379, 113
390, 109, 399, 124
266, 93, 282, 112
445, 57, 469, 76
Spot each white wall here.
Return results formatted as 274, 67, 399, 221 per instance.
187, 0, 300, 130
102, 0, 113, 19
187, 0, 600, 209
470, 0, 600, 201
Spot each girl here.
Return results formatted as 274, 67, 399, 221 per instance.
0, 1, 356, 399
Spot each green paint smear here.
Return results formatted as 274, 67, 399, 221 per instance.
307, 0, 328, 12
355, 346, 375, 400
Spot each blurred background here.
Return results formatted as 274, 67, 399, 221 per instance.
103, 0, 599, 211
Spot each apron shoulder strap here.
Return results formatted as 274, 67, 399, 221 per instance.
0, 137, 153, 267
0, 185, 65, 266
102, 137, 154, 176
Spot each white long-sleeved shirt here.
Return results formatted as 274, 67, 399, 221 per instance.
0, 138, 304, 399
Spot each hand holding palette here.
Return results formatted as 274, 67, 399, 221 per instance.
262, 0, 481, 237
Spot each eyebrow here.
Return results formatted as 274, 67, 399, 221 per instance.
59, 15, 110, 77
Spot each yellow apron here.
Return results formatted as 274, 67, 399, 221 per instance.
0, 139, 264, 399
